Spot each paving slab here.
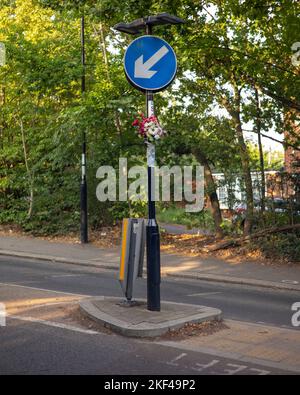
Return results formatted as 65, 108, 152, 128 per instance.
157, 319, 300, 373
79, 297, 222, 338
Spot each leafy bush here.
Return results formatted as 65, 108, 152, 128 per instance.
254, 232, 300, 262
157, 205, 215, 231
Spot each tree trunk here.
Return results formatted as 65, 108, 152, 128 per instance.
194, 148, 224, 238
254, 88, 266, 213
209, 223, 300, 252
222, 85, 254, 236
233, 115, 254, 236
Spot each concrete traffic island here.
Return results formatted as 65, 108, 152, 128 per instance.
79, 297, 222, 338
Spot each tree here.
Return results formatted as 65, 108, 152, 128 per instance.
1, 0, 299, 238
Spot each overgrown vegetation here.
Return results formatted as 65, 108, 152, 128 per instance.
157, 206, 215, 231
0, 0, 300, 260
253, 232, 300, 262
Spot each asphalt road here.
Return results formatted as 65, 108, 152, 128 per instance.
1, 317, 290, 376
0, 255, 298, 328
0, 255, 299, 376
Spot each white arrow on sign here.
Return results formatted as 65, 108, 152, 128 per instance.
134, 45, 169, 79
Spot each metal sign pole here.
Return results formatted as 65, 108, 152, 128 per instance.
116, 14, 184, 312
145, 23, 161, 312
80, 15, 88, 244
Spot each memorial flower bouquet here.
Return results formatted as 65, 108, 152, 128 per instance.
132, 114, 167, 142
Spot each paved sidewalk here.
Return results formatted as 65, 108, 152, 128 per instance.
158, 319, 300, 373
0, 235, 300, 291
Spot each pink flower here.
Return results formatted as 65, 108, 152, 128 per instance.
132, 114, 166, 142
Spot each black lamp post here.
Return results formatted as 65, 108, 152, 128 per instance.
114, 13, 184, 312
80, 15, 88, 244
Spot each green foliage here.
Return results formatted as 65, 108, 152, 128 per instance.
0, 0, 299, 252
247, 143, 284, 171
157, 205, 215, 231
254, 233, 300, 262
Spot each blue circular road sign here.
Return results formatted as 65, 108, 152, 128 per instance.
124, 35, 177, 92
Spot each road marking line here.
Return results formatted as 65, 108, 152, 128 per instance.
187, 292, 222, 297
8, 315, 99, 335
49, 274, 84, 278
0, 282, 90, 298
281, 280, 299, 285
192, 359, 220, 373
11, 300, 79, 311
249, 368, 270, 376
156, 341, 300, 374
223, 363, 248, 375
166, 353, 187, 366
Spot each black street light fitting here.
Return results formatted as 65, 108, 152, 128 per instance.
114, 13, 185, 35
